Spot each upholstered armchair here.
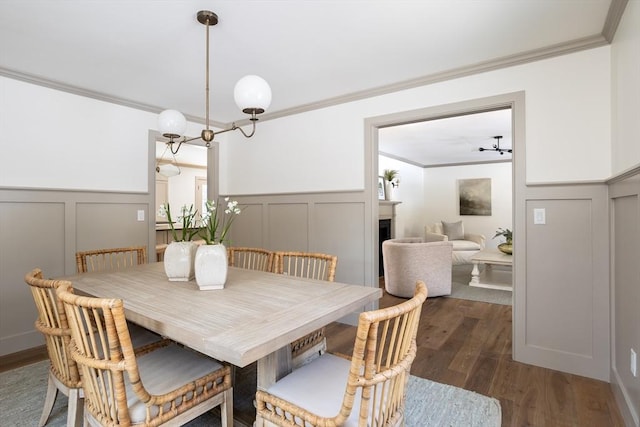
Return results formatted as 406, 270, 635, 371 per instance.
382, 238, 452, 298
425, 221, 485, 265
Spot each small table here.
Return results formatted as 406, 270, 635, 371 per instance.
469, 249, 513, 291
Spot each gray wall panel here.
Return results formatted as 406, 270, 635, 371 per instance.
518, 184, 610, 381
609, 170, 640, 425
525, 199, 594, 356
0, 201, 65, 354
313, 202, 366, 284
76, 203, 149, 254
229, 203, 265, 248
268, 203, 309, 252
0, 188, 153, 357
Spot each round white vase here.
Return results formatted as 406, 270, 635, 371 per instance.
163, 241, 197, 281
195, 244, 228, 290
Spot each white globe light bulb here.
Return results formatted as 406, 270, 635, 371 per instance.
158, 109, 187, 138
234, 75, 272, 114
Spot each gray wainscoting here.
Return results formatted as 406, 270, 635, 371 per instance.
0, 188, 153, 356
227, 192, 373, 291
608, 168, 640, 427
515, 183, 610, 381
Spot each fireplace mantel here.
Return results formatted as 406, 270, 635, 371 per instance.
379, 200, 401, 220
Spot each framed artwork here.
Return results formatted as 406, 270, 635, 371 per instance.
378, 176, 386, 200
459, 178, 491, 215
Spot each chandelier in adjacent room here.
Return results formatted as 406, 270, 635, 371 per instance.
479, 135, 512, 155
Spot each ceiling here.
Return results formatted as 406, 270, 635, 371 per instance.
0, 0, 621, 165
379, 108, 513, 167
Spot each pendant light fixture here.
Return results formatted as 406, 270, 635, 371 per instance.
155, 143, 181, 177
479, 135, 512, 155
157, 10, 272, 158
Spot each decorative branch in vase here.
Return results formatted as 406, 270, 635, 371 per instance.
195, 198, 242, 290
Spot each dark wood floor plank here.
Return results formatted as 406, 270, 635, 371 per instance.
572, 374, 626, 427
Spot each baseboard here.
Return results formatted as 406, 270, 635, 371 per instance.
610, 367, 639, 427
0, 345, 47, 372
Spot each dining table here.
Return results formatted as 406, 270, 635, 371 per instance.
63, 262, 382, 391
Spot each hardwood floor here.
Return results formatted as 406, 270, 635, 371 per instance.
326, 287, 625, 427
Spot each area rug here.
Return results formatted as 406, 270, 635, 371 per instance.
1, 360, 501, 427
448, 265, 512, 306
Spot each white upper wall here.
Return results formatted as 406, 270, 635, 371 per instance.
0, 77, 152, 192
423, 162, 513, 251
378, 156, 425, 238
611, 0, 640, 174
1, 46, 616, 194
0, 77, 206, 192
224, 47, 612, 194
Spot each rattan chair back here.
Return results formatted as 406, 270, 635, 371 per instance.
272, 251, 337, 281
256, 281, 428, 426
24, 268, 82, 427
56, 283, 233, 426
76, 246, 146, 273
228, 247, 274, 272
272, 251, 338, 367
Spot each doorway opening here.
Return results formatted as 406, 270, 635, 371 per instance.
366, 91, 525, 360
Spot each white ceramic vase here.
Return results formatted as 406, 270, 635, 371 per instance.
163, 241, 197, 281
385, 182, 395, 201
195, 244, 228, 290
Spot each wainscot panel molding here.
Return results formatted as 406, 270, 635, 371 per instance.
516, 183, 610, 381
0, 188, 154, 357
608, 166, 640, 427
226, 191, 377, 326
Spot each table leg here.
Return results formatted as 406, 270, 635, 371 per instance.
469, 261, 481, 286
256, 345, 292, 390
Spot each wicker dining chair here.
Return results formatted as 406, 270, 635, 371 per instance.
56, 282, 234, 427
272, 251, 338, 368
228, 247, 274, 272
24, 268, 166, 427
256, 281, 428, 427
76, 245, 165, 346
76, 246, 147, 273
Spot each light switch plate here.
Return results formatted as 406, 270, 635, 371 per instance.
137, 210, 145, 221
533, 208, 546, 225
632, 349, 637, 377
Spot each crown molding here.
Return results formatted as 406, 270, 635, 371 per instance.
251, 34, 608, 125
379, 151, 513, 169
1, 30, 611, 128
0, 68, 228, 130
602, 0, 629, 43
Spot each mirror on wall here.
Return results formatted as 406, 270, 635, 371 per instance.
155, 141, 208, 242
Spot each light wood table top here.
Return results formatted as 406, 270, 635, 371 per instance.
64, 262, 381, 387
471, 248, 513, 266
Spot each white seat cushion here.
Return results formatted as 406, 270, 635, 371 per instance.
266, 353, 363, 426
125, 344, 224, 423
128, 322, 163, 348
